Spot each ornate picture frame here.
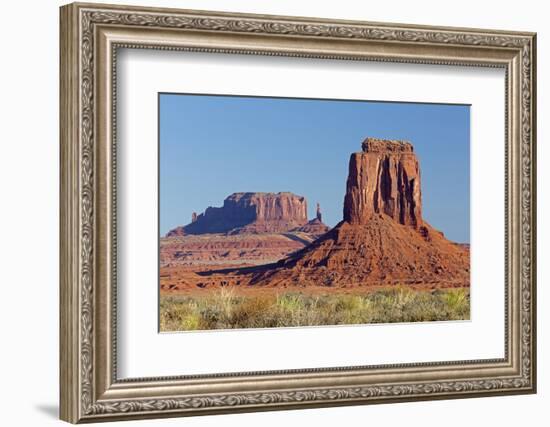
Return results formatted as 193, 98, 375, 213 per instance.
60, 2, 536, 423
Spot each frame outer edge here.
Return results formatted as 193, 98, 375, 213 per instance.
60, 2, 537, 422
529, 33, 537, 393
60, 3, 81, 424
69, 1, 536, 37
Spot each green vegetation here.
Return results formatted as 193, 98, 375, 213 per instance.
159, 287, 470, 332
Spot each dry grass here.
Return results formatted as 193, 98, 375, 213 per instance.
159, 287, 470, 332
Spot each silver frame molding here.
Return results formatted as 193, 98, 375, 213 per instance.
60, 2, 537, 423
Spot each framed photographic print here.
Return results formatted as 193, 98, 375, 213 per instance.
60, 2, 537, 423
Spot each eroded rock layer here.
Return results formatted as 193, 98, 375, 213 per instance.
160, 232, 316, 267
249, 216, 469, 288
344, 138, 421, 228
169, 192, 308, 236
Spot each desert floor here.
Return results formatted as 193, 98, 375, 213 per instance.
159, 285, 470, 332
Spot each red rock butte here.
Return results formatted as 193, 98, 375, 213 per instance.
344, 138, 421, 228
247, 137, 470, 288
167, 192, 311, 236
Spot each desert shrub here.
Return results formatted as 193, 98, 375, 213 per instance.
440, 288, 470, 320
159, 287, 470, 332
230, 295, 277, 328
159, 296, 195, 331
180, 313, 202, 330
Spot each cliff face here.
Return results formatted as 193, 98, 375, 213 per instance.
343, 138, 422, 228
172, 192, 308, 235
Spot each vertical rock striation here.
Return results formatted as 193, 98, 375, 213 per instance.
344, 138, 422, 228
168, 192, 309, 236
228, 192, 308, 234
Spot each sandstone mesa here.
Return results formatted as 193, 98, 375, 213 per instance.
162, 192, 329, 267
169, 192, 311, 236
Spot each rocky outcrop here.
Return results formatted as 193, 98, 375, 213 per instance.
167, 192, 308, 236
250, 216, 469, 287
165, 226, 185, 237
316, 203, 323, 222
292, 218, 330, 238
292, 204, 330, 238
246, 138, 469, 288
344, 138, 421, 228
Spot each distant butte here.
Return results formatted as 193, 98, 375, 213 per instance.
161, 193, 330, 271
166, 192, 329, 236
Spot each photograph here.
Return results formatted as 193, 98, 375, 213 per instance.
159, 94, 471, 331
57, 3, 536, 422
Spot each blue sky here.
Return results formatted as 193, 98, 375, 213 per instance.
159, 94, 470, 243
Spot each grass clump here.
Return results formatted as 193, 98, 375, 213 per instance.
160, 287, 470, 332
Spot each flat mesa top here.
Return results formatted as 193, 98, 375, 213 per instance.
361, 137, 414, 153
226, 191, 305, 201
228, 191, 300, 197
